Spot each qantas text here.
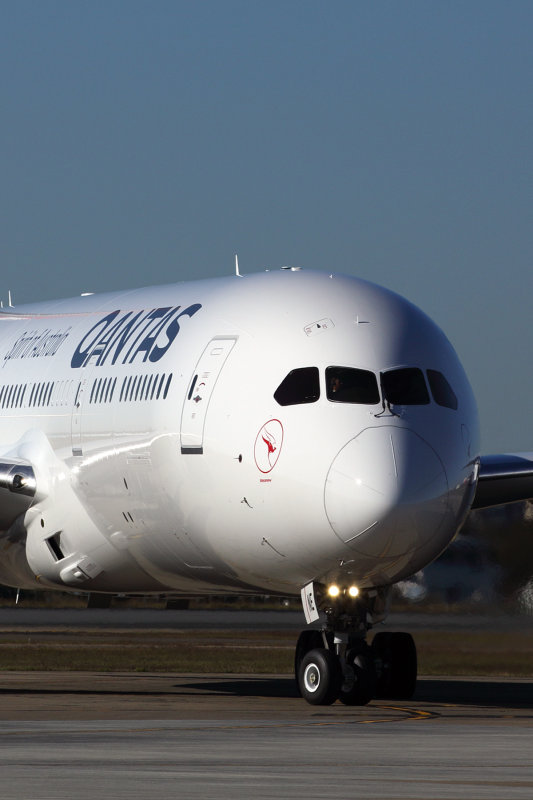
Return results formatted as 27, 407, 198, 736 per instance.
71, 304, 202, 368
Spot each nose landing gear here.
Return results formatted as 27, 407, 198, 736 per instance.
295, 585, 417, 706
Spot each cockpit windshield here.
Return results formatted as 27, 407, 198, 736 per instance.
274, 365, 458, 410
380, 368, 430, 405
326, 366, 380, 404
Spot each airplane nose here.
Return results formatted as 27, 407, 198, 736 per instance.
324, 426, 450, 560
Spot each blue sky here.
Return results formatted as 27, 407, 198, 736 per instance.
1, 1, 532, 450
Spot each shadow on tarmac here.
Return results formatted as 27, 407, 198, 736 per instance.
415, 678, 533, 708
182, 676, 533, 706
0, 676, 531, 707
183, 677, 299, 698
0, 677, 299, 699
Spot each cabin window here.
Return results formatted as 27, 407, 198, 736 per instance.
129, 376, 138, 401
381, 368, 430, 405
145, 375, 154, 400
274, 367, 320, 406
326, 366, 380, 404
163, 373, 173, 399
37, 383, 46, 406
427, 369, 458, 410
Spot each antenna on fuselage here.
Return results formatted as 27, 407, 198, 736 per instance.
8, 291, 13, 308
235, 254, 243, 278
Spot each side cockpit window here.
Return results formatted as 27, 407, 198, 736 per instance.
326, 366, 380, 404
381, 368, 430, 405
427, 369, 458, 410
274, 367, 320, 406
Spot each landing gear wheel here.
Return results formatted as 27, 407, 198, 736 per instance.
298, 648, 341, 706
373, 631, 417, 699
338, 650, 377, 706
294, 630, 324, 691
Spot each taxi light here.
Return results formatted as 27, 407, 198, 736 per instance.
327, 584, 340, 598
348, 585, 359, 598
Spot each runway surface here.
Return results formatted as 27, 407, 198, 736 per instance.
0, 671, 532, 799
0, 609, 532, 798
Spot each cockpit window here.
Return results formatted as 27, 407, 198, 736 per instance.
427, 369, 458, 410
381, 368, 430, 405
326, 366, 380, 404
274, 367, 320, 406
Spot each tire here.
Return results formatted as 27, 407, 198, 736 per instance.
294, 629, 324, 691
298, 648, 341, 706
338, 650, 376, 706
373, 631, 394, 697
373, 631, 417, 699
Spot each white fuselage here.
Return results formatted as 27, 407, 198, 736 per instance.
0, 269, 479, 597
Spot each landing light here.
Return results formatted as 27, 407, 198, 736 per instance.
327, 584, 340, 598
348, 585, 359, 598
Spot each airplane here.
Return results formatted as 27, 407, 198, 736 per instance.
0, 265, 532, 706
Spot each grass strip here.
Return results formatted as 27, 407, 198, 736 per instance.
0, 629, 531, 676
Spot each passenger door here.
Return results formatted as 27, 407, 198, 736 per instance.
180, 337, 237, 454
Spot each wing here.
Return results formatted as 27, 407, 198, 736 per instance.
472, 453, 533, 510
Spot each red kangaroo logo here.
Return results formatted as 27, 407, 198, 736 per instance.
254, 419, 283, 474
262, 429, 277, 465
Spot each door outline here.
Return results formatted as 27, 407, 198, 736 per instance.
180, 336, 238, 454
70, 350, 102, 457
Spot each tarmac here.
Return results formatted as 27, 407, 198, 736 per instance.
0, 609, 532, 798
0, 672, 532, 799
